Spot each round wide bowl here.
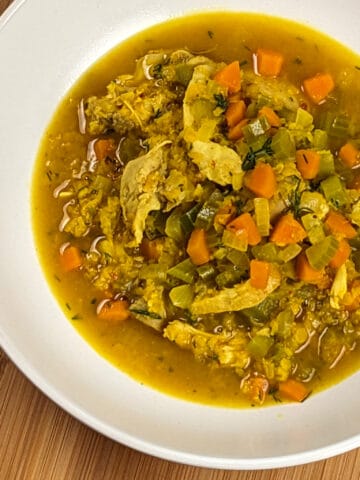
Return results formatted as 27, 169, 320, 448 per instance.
0, 0, 359, 470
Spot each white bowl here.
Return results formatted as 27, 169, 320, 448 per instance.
0, 0, 359, 470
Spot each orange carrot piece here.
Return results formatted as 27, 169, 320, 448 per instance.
296, 252, 325, 284
278, 379, 310, 402
94, 138, 117, 162
329, 239, 351, 269
226, 212, 261, 246
295, 149, 321, 180
258, 106, 281, 127
250, 260, 270, 289
97, 299, 130, 323
227, 118, 249, 141
225, 100, 246, 127
256, 48, 284, 77
244, 163, 277, 199
214, 60, 242, 94
302, 73, 335, 104
60, 245, 82, 272
186, 228, 211, 266
339, 142, 360, 168
270, 214, 307, 246
325, 210, 357, 239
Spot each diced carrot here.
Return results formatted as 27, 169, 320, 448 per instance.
214, 60, 242, 94
244, 163, 277, 199
226, 212, 261, 246
295, 149, 321, 180
94, 138, 117, 162
258, 106, 281, 127
339, 142, 360, 168
97, 299, 130, 323
302, 73, 335, 104
329, 239, 351, 269
140, 238, 162, 261
270, 214, 307, 246
186, 228, 211, 266
278, 379, 310, 402
296, 252, 325, 284
325, 210, 357, 239
227, 118, 249, 141
255, 48, 284, 77
225, 100, 246, 127
250, 259, 270, 289
60, 245, 82, 272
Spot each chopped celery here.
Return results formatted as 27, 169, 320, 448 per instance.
213, 247, 228, 260
275, 309, 294, 339
320, 175, 348, 208
313, 129, 328, 150
165, 208, 184, 243
254, 197, 270, 236
175, 63, 194, 86
242, 296, 278, 324
317, 151, 335, 180
180, 204, 201, 236
278, 243, 302, 263
252, 243, 279, 262
243, 116, 271, 142
271, 128, 295, 159
317, 111, 349, 139
226, 249, 250, 271
222, 229, 248, 251
167, 259, 196, 284
197, 263, 216, 280
305, 235, 339, 270
215, 268, 244, 288
169, 284, 194, 309
295, 108, 313, 129
301, 213, 325, 244
247, 334, 274, 358
195, 190, 223, 230
299, 191, 329, 219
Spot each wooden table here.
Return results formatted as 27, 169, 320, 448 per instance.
1, 1, 360, 478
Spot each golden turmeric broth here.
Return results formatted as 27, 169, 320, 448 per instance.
32, 12, 360, 407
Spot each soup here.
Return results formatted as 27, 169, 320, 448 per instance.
32, 12, 360, 407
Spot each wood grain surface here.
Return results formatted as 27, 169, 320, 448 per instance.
1, 1, 360, 478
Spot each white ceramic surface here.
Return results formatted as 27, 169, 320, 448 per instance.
0, 0, 359, 469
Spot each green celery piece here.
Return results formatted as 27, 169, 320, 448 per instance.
278, 244, 302, 263
320, 175, 348, 208
197, 263, 216, 280
252, 243, 279, 262
271, 128, 295, 159
305, 235, 339, 270
165, 208, 184, 243
169, 284, 194, 309
254, 197, 270, 236
167, 259, 196, 284
222, 229, 248, 252
215, 268, 244, 288
295, 108, 313, 129
175, 64, 194, 86
180, 204, 202, 236
195, 190, 223, 231
226, 249, 250, 271
313, 129, 328, 150
247, 335, 274, 358
243, 116, 270, 142
317, 151, 335, 180
301, 213, 326, 244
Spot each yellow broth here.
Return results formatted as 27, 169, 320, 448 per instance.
32, 12, 360, 407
